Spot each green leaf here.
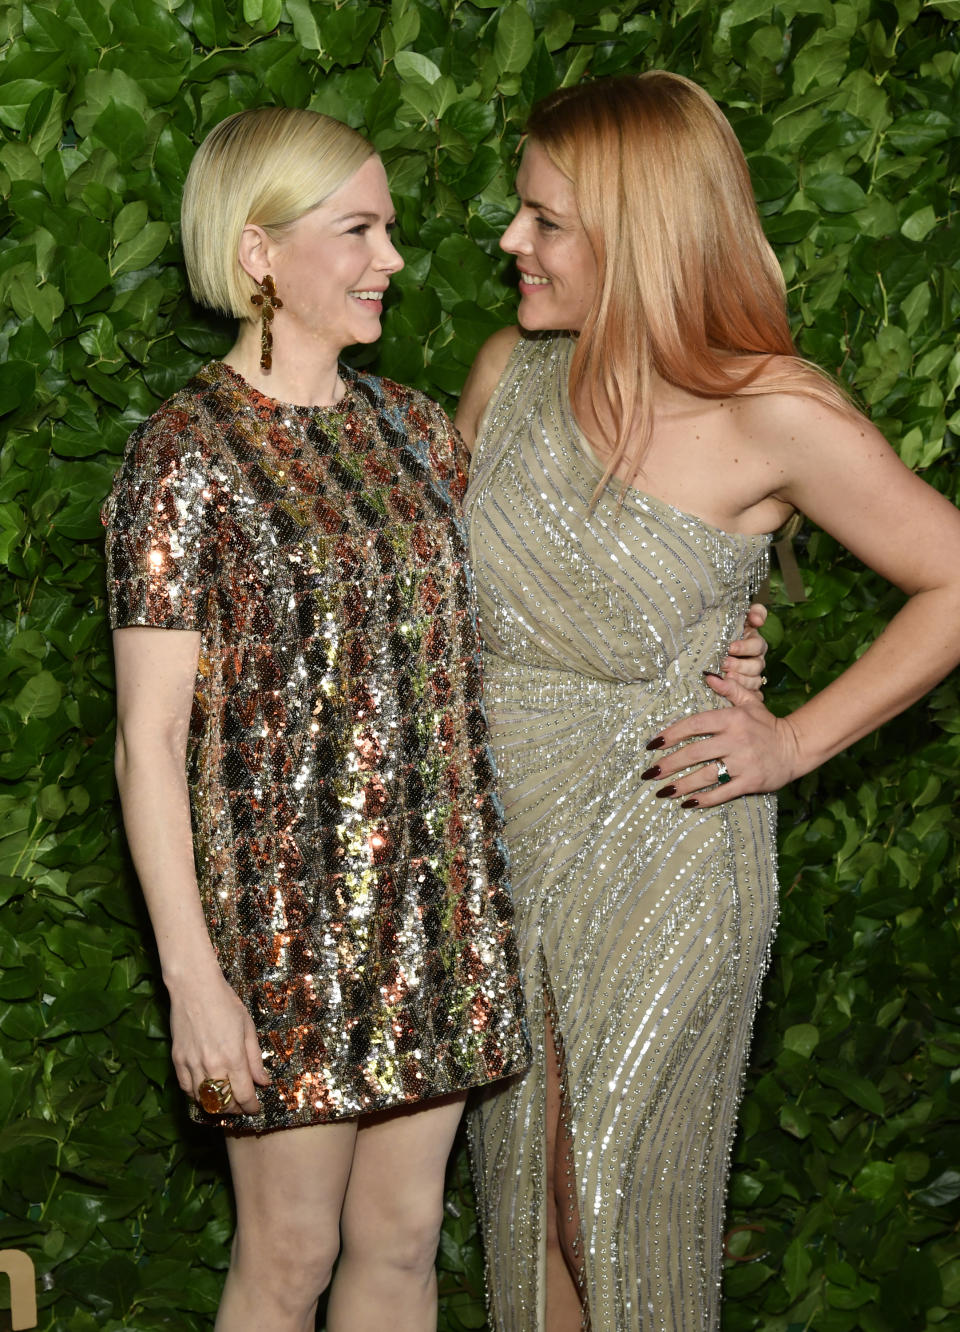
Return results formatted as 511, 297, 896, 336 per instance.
79, 314, 124, 367
543, 10, 575, 50
791, 28, 854, 95
110, 222, 170, 277
154, 123, 196, 194
805, 174, 868, 212
0, 503, 27, 567
780, 1101, 813, 1138
90, 100, 147, 162
38, 785, 68, 822
783, 1023, 819, 1057
783, 1236, 813, 1301
763, 209, 818, 242
0, 360, 38, 417
839, 68, 890, 130
113, 201, 150, 245
819, 1067, 885, 1115
284, 0, 321, 50
885, 110, 953, 153
914, 1170, 960, 1208
853, 1160, 897, 1201
900, 206, 937, 243
383, 0, 420, 57
394, 50, 443, 85
748, 154, 796, 202
63, 245, 114, 304
13, 671, 62, 722
494, 2, 535, 75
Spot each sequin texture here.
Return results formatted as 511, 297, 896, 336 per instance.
465, 335, 778, 1331
103, 361, 530, 1132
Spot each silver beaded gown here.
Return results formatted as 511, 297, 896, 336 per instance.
465, 334, 779, 1331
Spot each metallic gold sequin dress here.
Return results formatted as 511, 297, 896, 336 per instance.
104, 361, 530, 1133
465, 335, 778, 1330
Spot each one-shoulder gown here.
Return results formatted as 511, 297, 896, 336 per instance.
465, 334, 778, 1332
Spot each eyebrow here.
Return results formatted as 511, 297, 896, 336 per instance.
333, 210, 396, 224
517, 194, 562, 215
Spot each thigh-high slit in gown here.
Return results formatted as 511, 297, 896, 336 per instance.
466, 334, 779, 1332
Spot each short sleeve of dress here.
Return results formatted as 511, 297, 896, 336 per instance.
102, 403, 219, 631
421, 397, 470, 508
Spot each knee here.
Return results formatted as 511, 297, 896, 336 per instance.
342, 1193, 444, 1277
233, 1216, 340, 1307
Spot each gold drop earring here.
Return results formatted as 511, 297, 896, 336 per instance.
250, 274, 283, 371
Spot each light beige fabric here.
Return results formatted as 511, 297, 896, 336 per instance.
466, 334, 778, 1331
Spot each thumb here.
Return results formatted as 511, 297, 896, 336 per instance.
704, 671, 760, 709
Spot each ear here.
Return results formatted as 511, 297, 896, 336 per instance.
237, 223, 273, 283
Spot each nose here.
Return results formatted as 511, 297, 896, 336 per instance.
376, 230, 404, 274
499, 211, 529, 256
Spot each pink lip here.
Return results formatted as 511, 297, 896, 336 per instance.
350, 293, 386, 312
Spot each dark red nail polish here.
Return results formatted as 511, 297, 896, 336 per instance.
646, 736, 665, 751
680, 798, 699, 809
641, 765, 661, 780
655, 785, 677, 798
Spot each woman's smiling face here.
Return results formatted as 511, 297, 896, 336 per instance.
264, 154, 403, 359
499, 140, 598, 334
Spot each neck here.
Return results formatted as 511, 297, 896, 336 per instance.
225, 321, 344, 407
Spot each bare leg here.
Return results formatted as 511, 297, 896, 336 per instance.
327, 1092, 467, 1332
545, 1010, 588, 1332
215, 1118, 357, 1332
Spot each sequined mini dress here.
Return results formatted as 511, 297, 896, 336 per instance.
104, 360, 530, 1133
465, 335, 778, 1331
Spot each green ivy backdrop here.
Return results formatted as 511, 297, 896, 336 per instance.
1, 0, 958, 1328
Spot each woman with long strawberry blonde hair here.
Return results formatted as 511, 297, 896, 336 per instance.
456, 71, 960, 1331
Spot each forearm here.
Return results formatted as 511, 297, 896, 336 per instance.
115, 734, 221, 988
784, 584, 960, 775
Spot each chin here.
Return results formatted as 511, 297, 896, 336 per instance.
351, 322, 383, 345
517, 301, 553, 332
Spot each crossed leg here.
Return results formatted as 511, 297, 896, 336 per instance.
214, 1092, 466, 1332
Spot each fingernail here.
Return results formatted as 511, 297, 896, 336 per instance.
646, 736, 665, 750
641, 765, 661, 780
703, 670, 725, 680
680, 798, 699, 809
655, 785, 677, 798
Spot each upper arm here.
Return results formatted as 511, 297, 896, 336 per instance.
113, 626, 201, 762
104, 412, 217, 631
773, 397, 960, 597
454, 325, 522, 452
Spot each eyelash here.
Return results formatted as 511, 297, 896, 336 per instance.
535, 216, 559, 232
347, 222, 397, 236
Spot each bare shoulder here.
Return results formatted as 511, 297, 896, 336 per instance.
454, 325, 522, 451
733, 377, 884, 467
735, 383, 926, 530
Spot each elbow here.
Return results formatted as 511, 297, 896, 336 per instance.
114, 720, 133, 791
114, 716, 186, 791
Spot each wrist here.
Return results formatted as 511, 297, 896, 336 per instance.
160, 946, 223, 994
779, 709, 825, 780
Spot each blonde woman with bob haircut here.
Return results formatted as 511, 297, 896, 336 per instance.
103, 106, 532, 1332
456, 71, 960, 1332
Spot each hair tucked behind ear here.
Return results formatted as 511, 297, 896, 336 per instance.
525, 72, 855, 488
182, 107, 374, 320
